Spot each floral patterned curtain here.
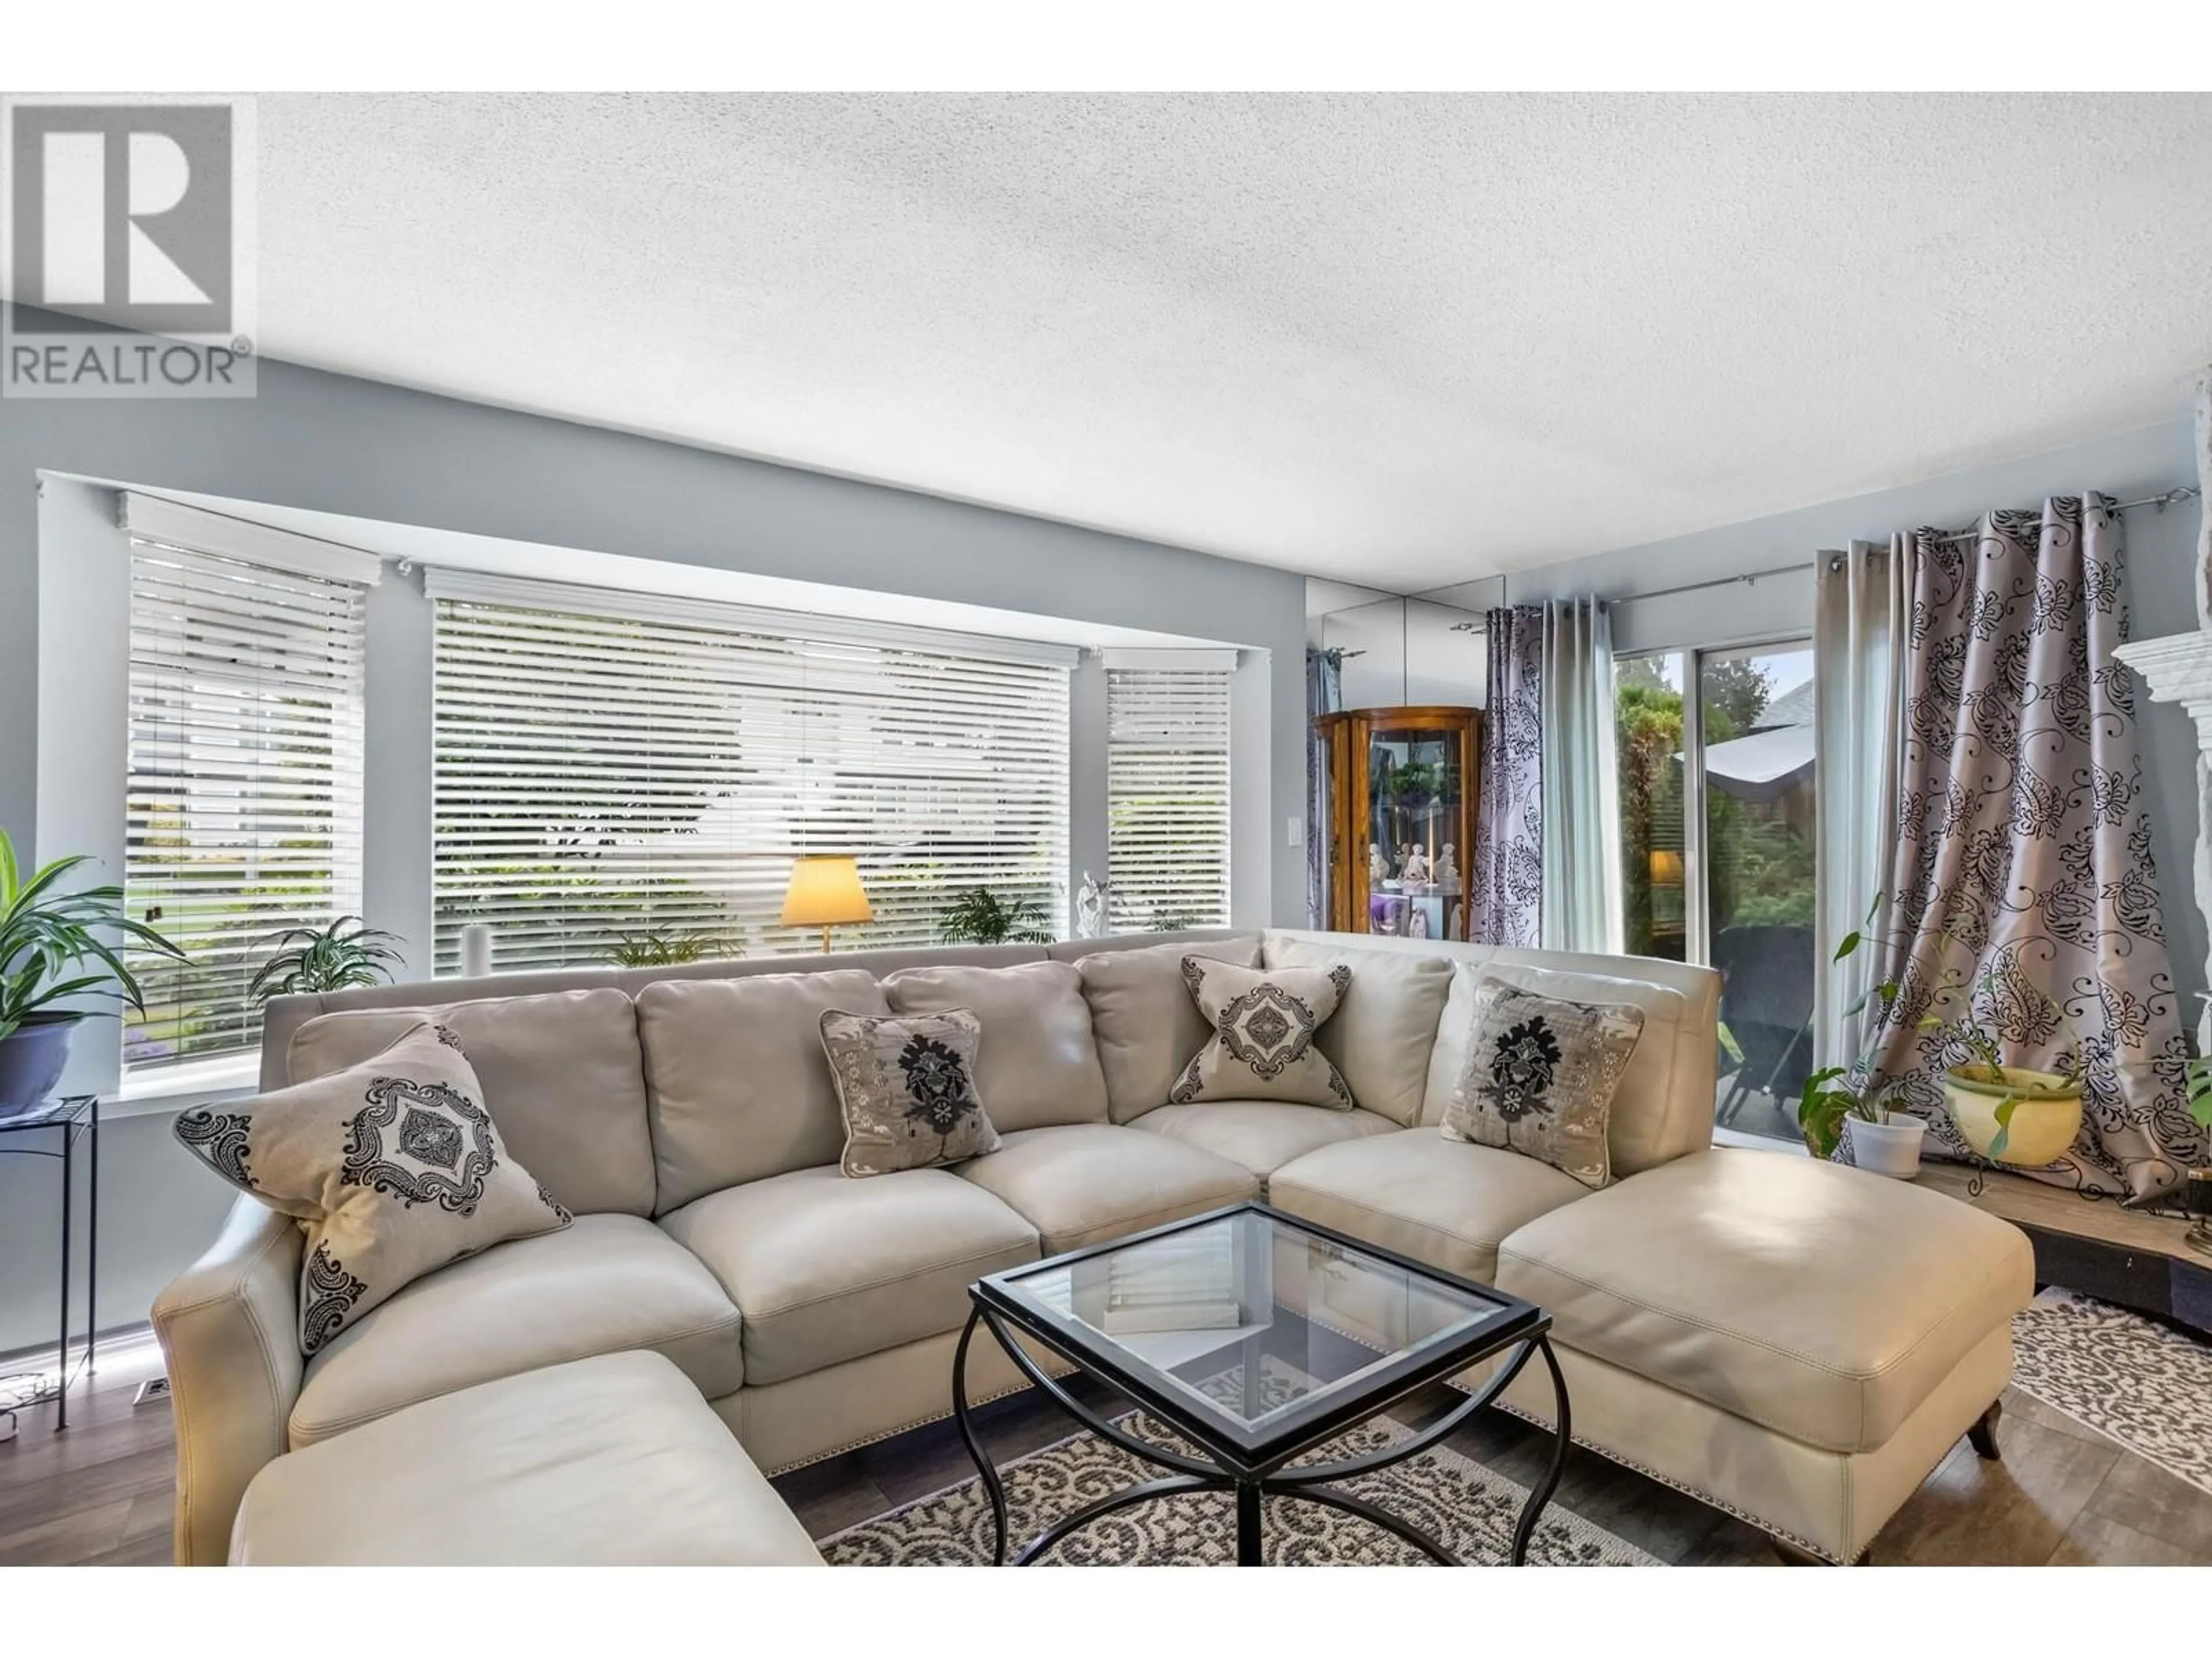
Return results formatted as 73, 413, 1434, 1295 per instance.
1469, 605, 1544, 947
1871, 495, 2201, 1202
1306, 648, 1342, 928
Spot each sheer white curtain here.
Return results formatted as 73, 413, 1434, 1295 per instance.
1539, 598, 1622, 953
1810, 539, 1909, 1071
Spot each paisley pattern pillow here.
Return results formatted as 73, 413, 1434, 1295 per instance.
1169, 957, 1355, 1110
1442, 979, 1645, 1188
820, 1007, 1001, 1176
171, 1020, 571, 1355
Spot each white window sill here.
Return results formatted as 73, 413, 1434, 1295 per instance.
113, 1055, 261, 1119
1712, 1124, 1807, 1155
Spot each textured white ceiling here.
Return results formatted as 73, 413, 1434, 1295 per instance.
245, 92, 2212, 592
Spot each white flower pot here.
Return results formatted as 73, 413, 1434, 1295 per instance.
1847, 1113, 1925, 1179
460, 923, 493, 978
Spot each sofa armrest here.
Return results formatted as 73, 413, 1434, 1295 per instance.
151, 1195, 304, 1566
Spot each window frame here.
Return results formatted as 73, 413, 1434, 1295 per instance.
119, 509, 378, 1081
1103, 656, 1236, 934
426, 570, 1079, 971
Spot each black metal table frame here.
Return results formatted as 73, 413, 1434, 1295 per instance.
952, 1205, 1571, 1567
0, 1094, 99, 1440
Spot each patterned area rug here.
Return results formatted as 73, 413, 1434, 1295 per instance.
821, 1410, 1658, 1567
2012, 1287, 2212, 1496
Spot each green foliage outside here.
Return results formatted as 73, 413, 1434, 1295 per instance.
1615, 658, 1816, 957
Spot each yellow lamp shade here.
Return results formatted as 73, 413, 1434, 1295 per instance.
1649, 849, 1685, 887
781, 855, 873, 941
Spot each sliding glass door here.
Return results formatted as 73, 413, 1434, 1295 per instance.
1615, 642, 1816, 1141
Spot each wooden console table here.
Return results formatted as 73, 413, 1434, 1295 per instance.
1917, 1161, 2211, 1336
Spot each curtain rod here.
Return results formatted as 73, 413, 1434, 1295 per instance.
1620, 486, 2204, 604
1926, 484, 2201, 546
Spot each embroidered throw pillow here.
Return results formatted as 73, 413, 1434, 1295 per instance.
170, 1021, 571, 1355
820, 1007, 1002, 1177
1169, 957, 1355, 1110
1442, 979, 1645, 1189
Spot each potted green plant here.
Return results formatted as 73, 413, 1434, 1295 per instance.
248, 916, 406, 1000
937, 887, 1053, 946
0, 829, 182, 1117
1921, 952, 2085, 1168
1809, 895, 2086, 1172
1798, 898, 1923, 1176
603, 926, 740, 967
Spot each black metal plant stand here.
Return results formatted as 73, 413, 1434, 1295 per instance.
952, 1300, 1572, 1567
0, 1094, 100, 1441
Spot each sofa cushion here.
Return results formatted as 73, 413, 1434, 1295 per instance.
884, 961, 1110, 1132
1131, 1101, 1400, 1179
1264, 936, 1452, 1127
821, 1007, 1001, 1176
1075, 934, 1264, 1122
181, 1020, 573, 1357
288, 1211, 744, 1447
237, 1352, 823, 1566
955, 1123, 1259, 1253
1494, 1149, 2035, 1453
286, 988, 657, 1216
637, 969, 888, 1209
1442, 979, 1646, 1190
660, 1165, 1037, 1387
1423, 960, 1697, 1179
1172, 957, 1354, 1109
1270, 1128, 1590, 1283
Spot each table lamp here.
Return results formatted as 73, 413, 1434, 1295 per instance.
781, 855, 873, 952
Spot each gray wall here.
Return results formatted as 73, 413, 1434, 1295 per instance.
1423, 416, 2209, 1015
0, 302, 1308, 1352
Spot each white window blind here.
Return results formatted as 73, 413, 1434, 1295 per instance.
430, 578, 1073, 973
1106, 661, 1233, 932
124, 528, 373, 1075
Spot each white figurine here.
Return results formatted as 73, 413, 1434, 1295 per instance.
1075, 871, 1111, 939
1402, 844, 1431, 889
1368, 842, 1389, 888
1439, 843, 1460, 893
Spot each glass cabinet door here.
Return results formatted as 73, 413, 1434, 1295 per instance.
1363, 723, 1467, 942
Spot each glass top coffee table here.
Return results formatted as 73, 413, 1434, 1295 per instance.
952, 1202, 1570, 1566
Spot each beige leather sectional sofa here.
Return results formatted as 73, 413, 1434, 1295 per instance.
155, 927, 2032, 1566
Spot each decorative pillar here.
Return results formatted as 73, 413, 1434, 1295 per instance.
2114, 369, 2212, 1046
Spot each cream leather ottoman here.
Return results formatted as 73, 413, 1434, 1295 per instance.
1488, 1149, 2035, 1563
230, 1351, 823, 1566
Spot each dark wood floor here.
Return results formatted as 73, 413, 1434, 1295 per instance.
3, 1328, 2207, 1565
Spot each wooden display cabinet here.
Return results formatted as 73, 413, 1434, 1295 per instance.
1315, 707, 1482, 941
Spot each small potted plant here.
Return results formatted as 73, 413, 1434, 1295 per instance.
1798, 1067, 1925, 1176
1816, 894, 2087, 1170
937, 888, 1054, 946
1800, 897, 1924, 1176
0, 829, 182, 1117
1937, 1035, 2084, 1168
248, 915, 406, 1000
1917, 944, 2085, 1167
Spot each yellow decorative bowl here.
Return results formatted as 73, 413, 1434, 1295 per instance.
1942, 1066, 2083, 1166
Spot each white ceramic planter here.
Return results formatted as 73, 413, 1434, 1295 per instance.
1847, 1113, 1925, 1179
460, 923, 493, 978
1943, 1066, 2083, 1166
